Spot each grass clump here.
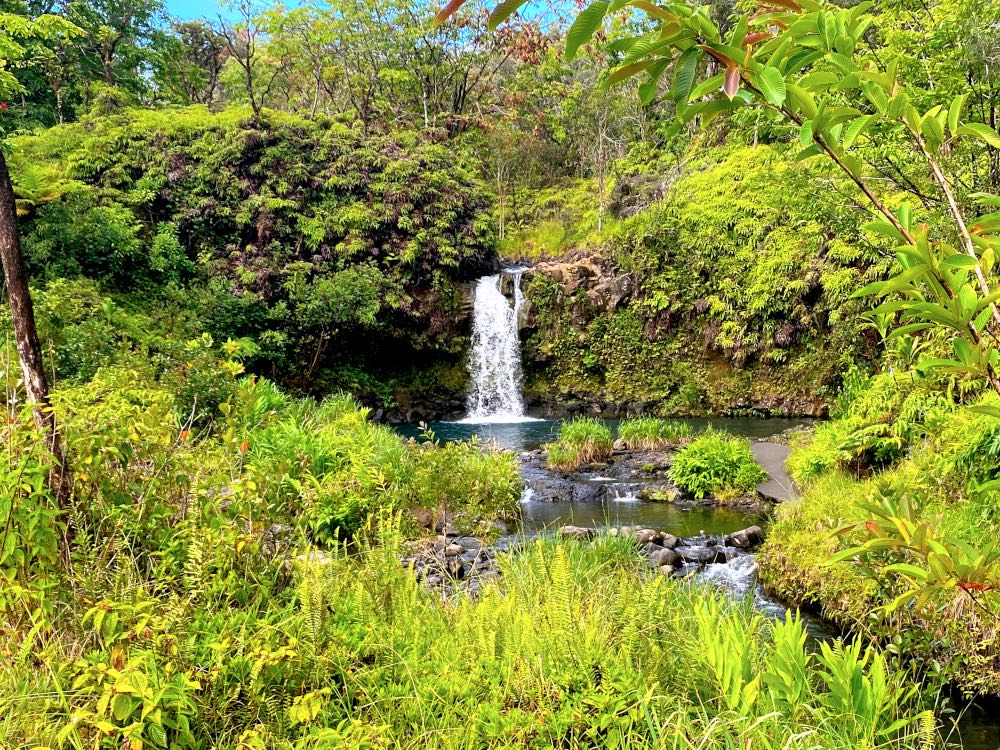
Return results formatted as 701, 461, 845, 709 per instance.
668, 430, 767, 500
617, 417, 692, 450
545, 417, 613, 471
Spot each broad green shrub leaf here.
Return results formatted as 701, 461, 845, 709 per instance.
566, 1, 609, 62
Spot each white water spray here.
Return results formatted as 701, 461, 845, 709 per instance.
460, 268, 536, 423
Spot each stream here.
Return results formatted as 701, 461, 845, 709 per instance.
399, 268, 1000, 749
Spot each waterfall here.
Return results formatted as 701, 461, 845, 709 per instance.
460, 268, 535, 423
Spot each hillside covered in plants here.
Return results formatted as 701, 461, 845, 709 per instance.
4, 0, 1000, 747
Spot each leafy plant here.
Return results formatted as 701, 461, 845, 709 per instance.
668, 431, 767, 500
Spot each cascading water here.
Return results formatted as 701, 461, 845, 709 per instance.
460, 267, 536, 423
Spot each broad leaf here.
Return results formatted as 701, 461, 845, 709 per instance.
566, 1, 610, 62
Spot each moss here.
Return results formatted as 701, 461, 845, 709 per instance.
518, 145, 883, 417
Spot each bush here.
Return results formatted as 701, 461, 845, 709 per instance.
545, 417, 613, 471
617, 417, 692, 450
668, 431, 767, 500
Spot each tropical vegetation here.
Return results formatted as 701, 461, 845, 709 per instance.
3, 0, 1000, 746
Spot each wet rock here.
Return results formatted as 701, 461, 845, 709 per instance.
637, 484, 682, 503
634, 528, 663, 546
642, 541, 663, 555
724, 525, 765, 549
559, 525, 596, 540
651, 548, 682, 569
679, 547, 728, 565
453, 536, 485, 550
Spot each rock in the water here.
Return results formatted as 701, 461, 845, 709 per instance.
651, 548, 682, 569
679, 547, 728, 565
634, 528, 664, 545
724, 525, 764, 549
661, 534, 679, 550
559, 525, 596, 540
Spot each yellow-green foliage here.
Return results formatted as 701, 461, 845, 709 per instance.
544, 417, 613, 470
760, 375, 1000, 692
1, 533, 930, 748
499, 179, 613, 259
668, 431, 767, 500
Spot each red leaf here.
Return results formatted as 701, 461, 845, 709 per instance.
700, 45, 737, 67
742, 31, 771, 47
959, 582, 995, 592
434, 0, 469, 25
723, 65, 741, 98
865, 520, 880, 534
759, 0, 801, 11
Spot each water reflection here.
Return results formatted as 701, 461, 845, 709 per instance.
395, 416, 809, 452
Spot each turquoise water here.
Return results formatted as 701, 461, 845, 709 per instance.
395, 416, 809, 452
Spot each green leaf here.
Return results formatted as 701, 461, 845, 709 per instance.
957, 123, 1000, 149
884, 563, 929, 581
688, 72, 724, 101
672, 47, 701, 103
970, 404, 1000, 419
861, 220, 907, 244
566, 1, 610, 62
948, 94, 967, 135
487, 0, 529, 29
799, 120, 813, 147
941, 254, 979, 269
971, 212, 1000, 234
841, 114, 873, 148
970, 192, 1000, 208
757, 66, 786, 106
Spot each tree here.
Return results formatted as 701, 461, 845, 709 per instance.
440, 0, 1000, 400
66, 0, 165, 96
0, 11, 78, 502
216, 0, 289, 120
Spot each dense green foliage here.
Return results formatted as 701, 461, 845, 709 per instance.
668, 432, 767, 501
11, 107, 495, 400
519, 145, 880, 416
760, 371, 1000, 692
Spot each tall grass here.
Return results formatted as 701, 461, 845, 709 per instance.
617, 417, 693, 450
545, 417, 613, 471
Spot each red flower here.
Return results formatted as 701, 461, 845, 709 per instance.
1, 103, 8, 110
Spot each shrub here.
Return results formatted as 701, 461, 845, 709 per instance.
617, 417, 692, 450
668, 431, 767, 500
545, 417, 613, 471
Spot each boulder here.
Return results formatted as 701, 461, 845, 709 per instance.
444, 543, 464, 557
651, 548, 682, 569
559, 525, 596, 540
724, 525, 765, 549
634, 528, 664, 545
679, 547, 728, 565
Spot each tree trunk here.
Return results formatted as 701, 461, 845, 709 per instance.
0, 151, 69, 502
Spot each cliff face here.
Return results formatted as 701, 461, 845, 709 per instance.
515, 253, 835, 418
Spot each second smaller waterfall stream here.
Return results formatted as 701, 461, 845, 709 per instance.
460, 268, 535, 423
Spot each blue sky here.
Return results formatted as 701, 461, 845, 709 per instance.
165, 0, 224, 20
164, 0, 306, 21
